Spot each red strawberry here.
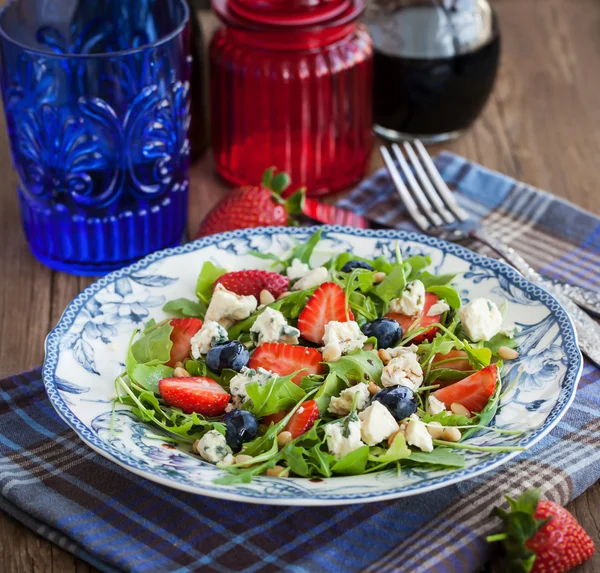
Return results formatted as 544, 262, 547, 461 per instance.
249, 342, 324, 385
158, 377, 230, 416
285, 400, 319, 439
262, 410, 288, 426
167, 318, 203, 367
432, 349, 472, 372
196, 168, 304, 237
433, 364, 498, 413
297, 282, 354, 344
214, 270, 289, 299
385, 292, 442, 344
489, 489, 595, 573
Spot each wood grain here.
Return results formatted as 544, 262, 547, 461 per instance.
0, 0, 599, 571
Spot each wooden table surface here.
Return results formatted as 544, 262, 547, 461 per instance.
1, 0, 600, 571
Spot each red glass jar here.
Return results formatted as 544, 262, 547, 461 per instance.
210, 0, 373, 196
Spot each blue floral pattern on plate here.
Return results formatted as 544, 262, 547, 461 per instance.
43, 226, 583, 505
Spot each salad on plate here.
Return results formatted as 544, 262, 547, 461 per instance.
115, 230, 524, 484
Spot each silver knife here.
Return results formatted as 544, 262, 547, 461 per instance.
471, 230, 600, 366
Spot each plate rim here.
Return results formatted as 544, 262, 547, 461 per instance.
43, 225, 583, 505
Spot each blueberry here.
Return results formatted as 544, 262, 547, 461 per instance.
373, 386, 417, 421
206, 340, 249, 373
361, 318, 402, 349
223, 410, 259, 450
341, 260, 374, 273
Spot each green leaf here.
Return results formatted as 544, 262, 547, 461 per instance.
326, 350, 383, 385
348, 291, 378, 323
404, 256, 432, 280
485, 333, 518, 354
281, 445, 310, 477
424, 368, 470, 386
406, 448, 465, 468
130, 322, 173, 366
262, 167, 275, 188
374, 264, 406, 304
163, 298, 206, 318
367, 434, 411, 463
417, 272, 457, 288
331, 446, 370, 475
306, 444, 333, 477
245, 375, 306, 417
421, 411, 473, 427
314, 372, 347, 413
195, 262, 226, 305
249, 251, 285, 263
272, 172, 291, 194
462, 377, 502, 440
427, 285, 461, 309
131, 364, 173, 393
291, 229, 323, 265
462, 341, 492, 368
285, 189, 305, 216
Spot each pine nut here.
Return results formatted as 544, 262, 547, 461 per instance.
441, 427, 462, 442
373, 271, 387, 284
322, 345, 341, 362
266, 465, 288, 478
388, 429, 402, 445
451, 403, 471, 418
174, 361, 184, 369
363, 342, 374, 352
277, 291, 291, 300
174, 366, 191, 378
277, 431, 293, 448
498, 346, 519, 360
260, 289, 275, 305
378, 348, 392, 364
368, 382, 380, 395
426, 421, 444, 439
234, 454, 254, 466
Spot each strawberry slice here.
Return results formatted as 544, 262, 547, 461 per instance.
285, 400, 319, 439
167, 318, 203, 367
262, 410, 288, 426
249, 342, 324, 384
158, 377, 230, 416
432, 349, 472, 372
433, 364, 498, 413
214, 270, 289, 299
297, 282, 354, 343
385, 292, 441, 344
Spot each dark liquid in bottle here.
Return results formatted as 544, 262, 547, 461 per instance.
371, 6, 500, 139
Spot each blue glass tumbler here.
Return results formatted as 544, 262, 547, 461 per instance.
0, 0, 191, 275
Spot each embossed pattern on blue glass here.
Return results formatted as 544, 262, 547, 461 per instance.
0, 0, 191, 275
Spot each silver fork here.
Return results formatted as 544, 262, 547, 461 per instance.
381, 140, 600, 365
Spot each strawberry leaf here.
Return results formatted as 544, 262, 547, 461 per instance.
271, 172, 291, 194
262, 167, 275, 189
284, 189, 305, 216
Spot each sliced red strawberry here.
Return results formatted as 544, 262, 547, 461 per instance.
433, 364, 498, 413
158, 377, 230, 416
385, 292, 441, 344
285, 400, 319, 439
167, 318, 203, 367
432, 349, 472, 372
262, 410, 288, 426
214, 270, 289, 299
249, 342, 324, 385
297, 282, 354, 343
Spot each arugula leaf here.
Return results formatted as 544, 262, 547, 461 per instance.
367, 433, 411, 463
421, 412, 473, 427
245, 375, 306, 417
326, 350, 383, 385
290, 229, 323, 265
374, 264, 406, 304
306, 445, 333, 477
162, 298, 206, 318
462, 341, 492, 368
314, 372, 347, 413
462, 377, 502, 440
427, 285, 461, 309
404, 256, 432, 280
405, 447, 465, 468
195, 262, 226, 305
416, 272, 457, 288
331, 446, 370, 475
130, 322, 173, 366
348, 291, 379, 324
424, 368, 470, 386
281, 445, 310, 477
485, 333, 518, 354
131, 364, 173, 393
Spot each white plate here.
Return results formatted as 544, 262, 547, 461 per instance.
43, 226, 582, 505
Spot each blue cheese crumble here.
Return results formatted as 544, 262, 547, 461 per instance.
250, 307, 300, 345
190, 320, 229, 358
193, 430, 234, 465
389, 280, 426, 316
324, 413, 365, 459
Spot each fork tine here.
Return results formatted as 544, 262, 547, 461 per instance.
380, 146, 431, 232
414, 140, 469, 222
402, 141, 456, 226
390, 143, 444, 227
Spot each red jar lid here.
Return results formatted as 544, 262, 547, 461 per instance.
213, 0, 364, 29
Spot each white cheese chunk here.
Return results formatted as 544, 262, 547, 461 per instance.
250, 307, 300, 345
229, 366, 275, 407
322, 320, 368, 357
381, 351, 423, 391
404, 415, 434, 452
291, 267, 329, 291
328, 383, 371, 417
287, 258, 311, 280
459, 298, 503, 342
389, 280, 426, 316
324, 413, 365, 460
359, 401, 400, 446
194, 430, 234, 465
427, 300, 451, 316
427, 395, 447, 416
205, 283, 257, 328
190, 320, 229, 358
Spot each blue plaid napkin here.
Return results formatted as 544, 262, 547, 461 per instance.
1, 153, 599, 573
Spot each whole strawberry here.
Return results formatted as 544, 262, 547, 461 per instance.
197, 168, 304, 237
488, 489, 595, 572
